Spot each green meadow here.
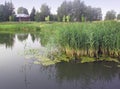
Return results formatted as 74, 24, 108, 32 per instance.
0, 22, 41, 33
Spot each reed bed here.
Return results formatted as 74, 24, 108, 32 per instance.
40, 21, 120, 62
58, 21, 120, 60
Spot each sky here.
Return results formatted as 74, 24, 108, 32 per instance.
0, 0, 120, 18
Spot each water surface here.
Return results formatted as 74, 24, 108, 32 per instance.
0, 33, 120, 89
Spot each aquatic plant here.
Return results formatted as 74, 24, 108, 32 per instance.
39, 21, 120, 64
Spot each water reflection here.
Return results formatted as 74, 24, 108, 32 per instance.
0, 32, 120, 89
54, 62, 120, 89
0, 33, 39, 49
17, 34, 28, 42
21, 63, 33, 88
20, 61, 120, 89
0, 33, 15, 48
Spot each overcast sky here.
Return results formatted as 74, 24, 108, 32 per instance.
0, 0, 120, 17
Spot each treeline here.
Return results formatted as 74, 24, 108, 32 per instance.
57, 0, 102, 21
31, 0, 103, 22
0, 0, 120, 22
0, 2, 15, 21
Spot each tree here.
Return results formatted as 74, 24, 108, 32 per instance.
62, 15, 66, 22
45, 15, 50, 22
85, 7, 102, 21
0, 1, 14, 21
4, 2, 15, 21
72, 0, 87, 21
57, 0, 102, 22
9, 15, 15, 21
57, 1, 72, 21
105, 10, 116, 20
117, 14, 120, 20
35, 12, 41, 22
40, 4, 51, 21
81, 15, 85, 22
66, 15, 70, 22
0, 5, 4, 21
17, 7, 29, 15
30, 7, 36, 21
50, 14, 58, 21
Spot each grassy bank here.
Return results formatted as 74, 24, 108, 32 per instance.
39, 21, 120, 64
0, 22, 41, 33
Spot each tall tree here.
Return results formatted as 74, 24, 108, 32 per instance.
0, 1, 14, 21
72, 0, 86, 21
17, 7, 29, 15
30, 7, 36, 21
50, 14, 58, 21
57, 1, 72, 21
40, 4, 51, 21
34, 12, 41, 22
0, 4, 4, 21
117, 14, 120, 20
105, 10, 116, 20
85, 7, 102, 21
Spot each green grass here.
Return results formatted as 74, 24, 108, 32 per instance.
0, 22, 41, 33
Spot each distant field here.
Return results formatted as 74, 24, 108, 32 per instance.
0, 22, 41, 33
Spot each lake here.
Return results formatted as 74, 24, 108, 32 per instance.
0, 33, 120, 89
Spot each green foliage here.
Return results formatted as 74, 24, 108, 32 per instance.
62, 15, 66, 22
58, 21, 120, 59
30, 7, 36, 21
35, 12, 41, 22
57, 0, 102, 22
17, 7, 29, 15
39, 21, 120, 63
50, 14, 58, 21
0, 2, 14, 21
66, 15, 70, 22
105, 10, 116, 20
81, 15, 85, 22
34, 4, 51, 22
40, 4, 51, 21
45, 15, 50, 22
57, 17, 61, 22
35, 26, 41, 31
117, 14, 120, 20
9, 15, 15, 21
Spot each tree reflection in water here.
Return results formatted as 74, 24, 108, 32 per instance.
30, 33, 39, 43
0, 33, 15, 48
17, 34, 28, 42
54, 62, 120, 89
